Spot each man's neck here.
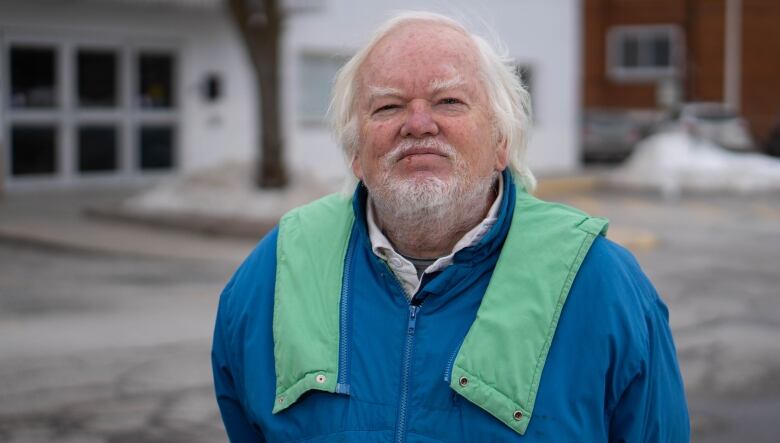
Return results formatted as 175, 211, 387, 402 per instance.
371, 180, 498, 259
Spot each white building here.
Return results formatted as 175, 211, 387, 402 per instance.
0, 0, 582, 192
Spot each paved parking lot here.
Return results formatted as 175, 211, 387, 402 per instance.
0, 187, 778, 442
557, 189, 780, 442
0, 244, 236, 443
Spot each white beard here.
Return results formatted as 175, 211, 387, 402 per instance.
366, 138, 497, 229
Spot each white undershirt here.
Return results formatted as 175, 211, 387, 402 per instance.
366, 174, 504, 298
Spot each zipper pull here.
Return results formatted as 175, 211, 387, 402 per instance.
407, 305, 419, 335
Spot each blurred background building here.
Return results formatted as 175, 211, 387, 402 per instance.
583, 0, 780, 160
0, 0, 582, 193
3, 0, 779, 194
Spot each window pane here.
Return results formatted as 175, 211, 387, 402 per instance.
78, 126, 118, 172
11, 126, 57, 176
10, 47, 57, 108
515, 64, 535, 121
515, 65, 533, 97
621, 36, 640, 68
651, 35, 671, 68
78, 50, 118, 107
138, 53, 174, 109
299, 54, 349, 122
139, 126, 174, 170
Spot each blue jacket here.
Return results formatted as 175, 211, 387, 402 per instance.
212, 174, 690, 442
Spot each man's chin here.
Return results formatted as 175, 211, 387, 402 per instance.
389, 170, 454, 186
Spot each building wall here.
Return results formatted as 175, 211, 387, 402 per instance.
584, 0, 688, 109
688, 0, 726, 103
284, 0, 584, 180
583, 0, 729, 107
584, 0, 780, 144
1, 0, 583, 190
742, 0, 780, 142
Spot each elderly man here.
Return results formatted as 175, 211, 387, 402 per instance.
212, 11, 689, 442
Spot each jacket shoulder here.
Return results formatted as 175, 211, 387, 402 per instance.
574, 236, 660, 310
281, 193, 352, 230
218, 226, 280, 324
563, 235, 677, 402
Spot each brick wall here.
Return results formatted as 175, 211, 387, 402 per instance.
584, 0, 689, 109
584, 0, 780, 144
688, 0, 725, 102
742, 0, 780, 142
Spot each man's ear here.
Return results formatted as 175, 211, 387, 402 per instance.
494, 136, 509, 171
351, 155, 364, 180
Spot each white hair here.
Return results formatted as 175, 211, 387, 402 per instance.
327, 10, 536, 192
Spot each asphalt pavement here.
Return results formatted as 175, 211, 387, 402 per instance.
0, 183, 779, 442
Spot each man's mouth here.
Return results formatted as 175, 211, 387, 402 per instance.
383, 139, 457, 167
399, 147, 449, 161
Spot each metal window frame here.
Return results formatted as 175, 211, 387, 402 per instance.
1, 28, 180, 190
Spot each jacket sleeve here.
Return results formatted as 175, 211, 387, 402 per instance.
212, 278, 267, 443
608, 295, 690, 442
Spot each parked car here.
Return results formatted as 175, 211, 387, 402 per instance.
763, 116, 780, 158
678, 102, 755, 151
582, 110, 652, 162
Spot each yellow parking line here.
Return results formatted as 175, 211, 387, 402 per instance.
567, 196, 603, 215
751, 204, 780, 221
621, 199, 657, 215
607, 227, 659, 252
686, 202, 725, 219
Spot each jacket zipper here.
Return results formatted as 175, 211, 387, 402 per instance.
443, 340, 464, 383
395, 303, 419, 443
336, 230, 357, 395
382, 264, 424, 443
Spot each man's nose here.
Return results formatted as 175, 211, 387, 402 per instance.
401, 100, 439, 138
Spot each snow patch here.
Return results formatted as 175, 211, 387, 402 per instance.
610, 128, 780, 196
123, 161, 342, 220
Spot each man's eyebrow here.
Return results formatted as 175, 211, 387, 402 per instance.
429, 75, 466, 94
367, 85, 404, 101
365, 78, 465, 104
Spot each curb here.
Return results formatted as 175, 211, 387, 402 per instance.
0, 228, 120, 257
84, 205, 276, 239
0, 218, 255, 263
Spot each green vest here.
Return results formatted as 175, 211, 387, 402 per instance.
272, 186, 608, 435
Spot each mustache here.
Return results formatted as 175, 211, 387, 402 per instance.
384, 138, 457, 164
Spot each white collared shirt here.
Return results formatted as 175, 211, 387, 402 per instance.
366, 174, 504, 298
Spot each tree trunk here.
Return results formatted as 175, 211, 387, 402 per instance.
228, 0, 288, 188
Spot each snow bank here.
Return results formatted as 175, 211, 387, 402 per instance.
123, 161, 342, 220
610, 127, 780, 195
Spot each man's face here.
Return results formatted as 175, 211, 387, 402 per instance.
352, 23, 508, 200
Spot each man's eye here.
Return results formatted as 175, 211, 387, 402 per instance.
374, 104, 399, 114
439, 98, 463, 105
